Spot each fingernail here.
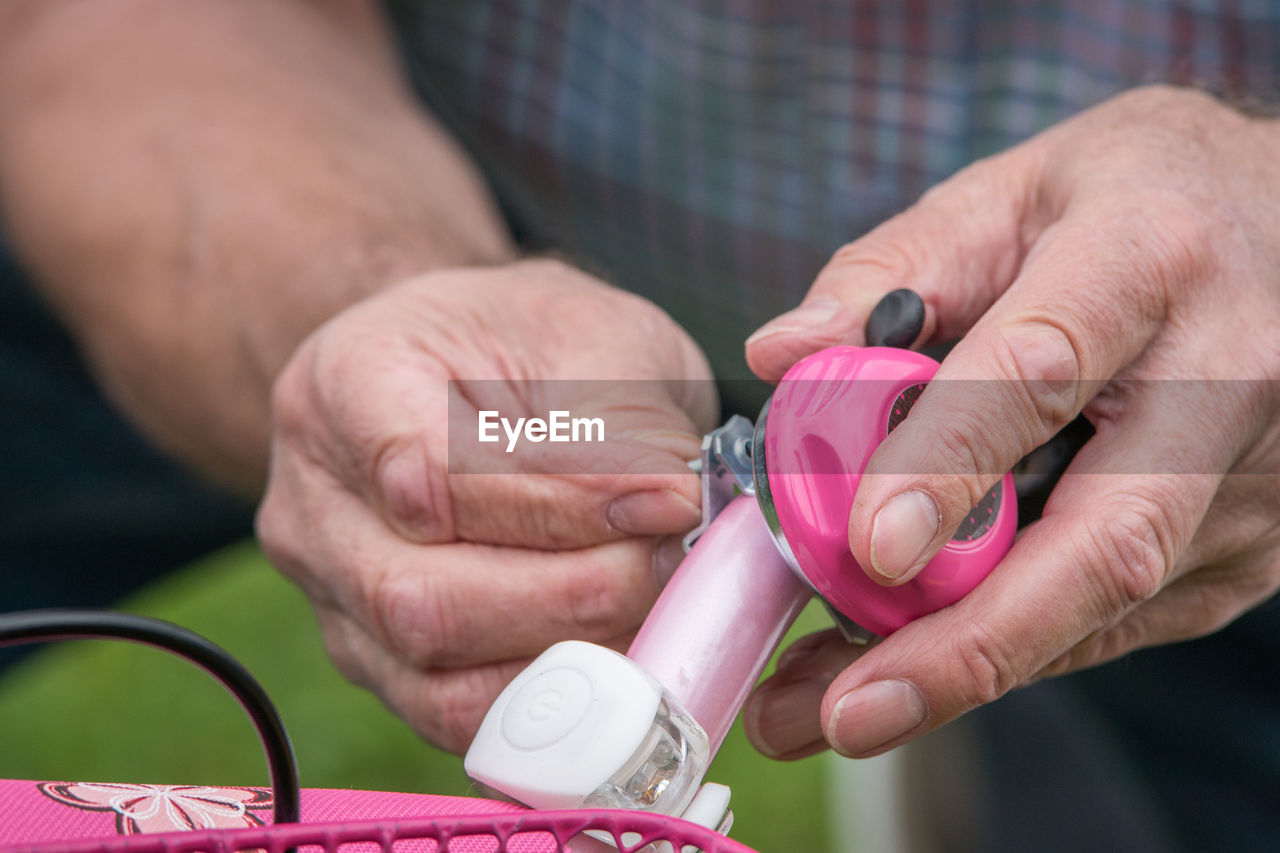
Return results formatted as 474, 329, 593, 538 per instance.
827, 679, 927, 757
748, 680, 829, 758
651, 534, 687, 587
870, 490, 939, 582
607, 490, 701, 536
746, 297, 842, 345
624, 429, 704, 462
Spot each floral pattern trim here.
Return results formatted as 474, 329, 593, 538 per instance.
37, 782, 273, 835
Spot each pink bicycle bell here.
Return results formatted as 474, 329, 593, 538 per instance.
755, 345, 1016, 636
465, 343, 1017, 832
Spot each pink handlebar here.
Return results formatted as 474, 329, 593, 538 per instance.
627, 495, 811, 756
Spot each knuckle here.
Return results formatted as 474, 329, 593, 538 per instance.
416, 675, 498, 754
1104, 86, 1230, 156
564, 558, 639, 639
369, 567, 455, 669
529, 488, 592, 549
254, 491, 307, 584
253, 492, 287, 559
1117, 83, 1209, 115
926, 414, 1004, 510
997, 321, 1084, 436
1135, 192, 1223, 287
1084, 186, 1223, 302
930, 412, 986, 476
373, 439, 447, 542
453, 478, 581, 550
268, 354, 315, 440
1083, 503, 1175, 610
315, 618, 370, 689
1153, 86, 1233, 133
949, 622, 1024, 708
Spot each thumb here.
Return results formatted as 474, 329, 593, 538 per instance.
745, 145, 1047, 381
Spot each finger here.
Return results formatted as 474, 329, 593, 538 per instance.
1036, 553, 1280, 681
275, 324, 704, 551
316, 602, 642, 753
1026, 372, 1279, 678
286, 483, 668, 669
1145, 375, 1280, 574
312, 604, 534, 753
820, 387, 1233, 758
745, 144, 1049, 381
366, 537, 666, 669
437, 271, 717, 544
743, 629, 872, 759
847, 209, 1180, 585
1175, 465, 1280, 572
1043, 348, 1266, 572
447, 379, 705, 545
260, 452, 678, 669
365, 536, 668, 671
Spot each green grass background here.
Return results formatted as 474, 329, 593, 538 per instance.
0, 542, 834, 851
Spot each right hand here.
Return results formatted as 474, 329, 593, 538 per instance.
256, 259, 717, 752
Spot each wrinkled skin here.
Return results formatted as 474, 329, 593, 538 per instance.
257, 259, 716, 752
261, 85, 1280, 763
743, 86, 1280, 760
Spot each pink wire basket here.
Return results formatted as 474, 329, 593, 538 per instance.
9, 808, 759, 853
0, 615, 760, 853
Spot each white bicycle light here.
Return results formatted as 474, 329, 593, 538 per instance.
465, 641, 710, 817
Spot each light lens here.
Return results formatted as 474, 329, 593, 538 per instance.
582, 695, 708, 815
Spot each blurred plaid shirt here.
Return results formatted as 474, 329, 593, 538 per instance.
385, 0, 1280, 388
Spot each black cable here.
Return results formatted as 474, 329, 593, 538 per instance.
0, 608, 300, 828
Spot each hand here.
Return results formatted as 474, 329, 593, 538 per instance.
256, 259, 716, 752
741, 85, 1280, 760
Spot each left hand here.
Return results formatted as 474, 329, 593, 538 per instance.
741, 85, 1280, 760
